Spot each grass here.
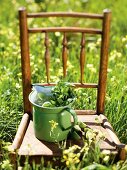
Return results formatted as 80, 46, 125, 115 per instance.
1, 0, 127, 168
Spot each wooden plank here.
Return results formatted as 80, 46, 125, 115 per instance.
32, 82, 98, 88
97, 9, 111, 114
99, 114, 121, 145
72, 83, 98, 88
19, 7, 32, 115
18, 121, 62, 156
27, 12, 103, 19
28, 27, 102, 34
75, 110, 96, 115
99, 114, 126, 159
12, 113, 30, 150
77, 114, 102, 124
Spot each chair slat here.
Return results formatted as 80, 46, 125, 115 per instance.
80, 33, 85, 83
36, 83, 98, 88
62, 32, 68, 77
44, 32, 50, 83
28, 27, 102, 34
27, 12, 103, 19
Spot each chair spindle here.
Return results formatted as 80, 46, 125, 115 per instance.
62, 32, 68, 77
80, 33, 85, 84
44, 32, 50, 83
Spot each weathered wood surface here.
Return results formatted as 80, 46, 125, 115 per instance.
27, 12, 104, 19
18, 113, 118, 156
32, 83, 98, 88
19, 7, 32, 115
97, 9, 111, 114
12, 113, 30, 150
28, 27, 102, 34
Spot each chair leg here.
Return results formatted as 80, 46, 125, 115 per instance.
118, 144, 126, 160
9, 152, 18, 170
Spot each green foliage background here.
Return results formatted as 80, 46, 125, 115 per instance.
0, 0, 127, 144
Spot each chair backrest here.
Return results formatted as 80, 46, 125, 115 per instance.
19, 7, 111, 116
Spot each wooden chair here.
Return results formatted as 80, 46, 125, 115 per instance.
11, 7, 125, 166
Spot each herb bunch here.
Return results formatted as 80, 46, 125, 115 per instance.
50, 81, 77, 107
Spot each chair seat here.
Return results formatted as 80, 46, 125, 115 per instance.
17, 111, 118, 157
11, 110, 124, 166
